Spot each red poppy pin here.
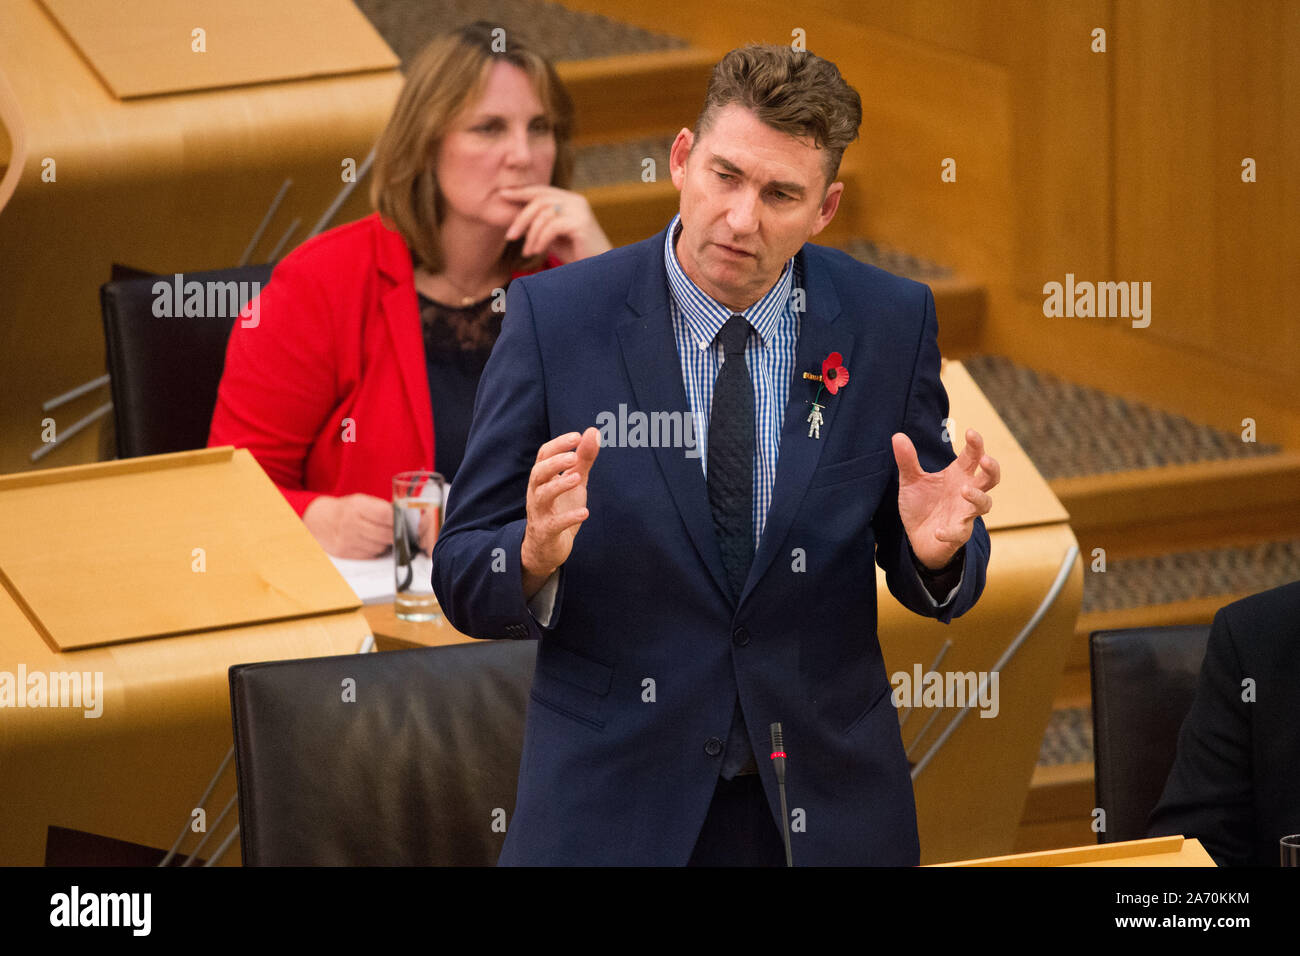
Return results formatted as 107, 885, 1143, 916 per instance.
801, 352, 850, 439
820, 352, 850, 395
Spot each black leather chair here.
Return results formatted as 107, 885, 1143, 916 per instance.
1089, 625, 1211, 843
229, 640, 535, 866
100, 264, 273, 458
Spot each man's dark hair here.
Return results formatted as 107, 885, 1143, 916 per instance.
694, 44, 863, 187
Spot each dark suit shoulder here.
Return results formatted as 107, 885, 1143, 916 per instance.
1216, 580, 1300, 669
1221, 580, 1300, 631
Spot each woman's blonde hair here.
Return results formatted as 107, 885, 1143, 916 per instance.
370, 21, 575, 273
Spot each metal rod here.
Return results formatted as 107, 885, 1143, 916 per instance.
181, 793, 237, 866
307, 147, 375, 239
43, 373, 110, 411
239, 178, 293, 267
202, 825, 241, 868
777, 780, 792, 867
159, 747, 233, 866
266, 217, 301, 262
911, 544, 1079, 781
899, 638, 952, 732
904, 705, 947, 761
29, 402, 112, 461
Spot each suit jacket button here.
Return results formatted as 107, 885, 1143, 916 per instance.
732, 626, 750, 647
704, 737, 723, 757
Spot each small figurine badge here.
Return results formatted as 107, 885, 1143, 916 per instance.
802, 352, 850, 439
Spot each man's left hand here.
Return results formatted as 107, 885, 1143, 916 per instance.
892, 428, 999, 570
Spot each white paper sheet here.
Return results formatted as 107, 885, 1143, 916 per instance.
328, 554, 397, 605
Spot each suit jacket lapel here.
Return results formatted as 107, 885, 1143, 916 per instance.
741, 247, 853, 607
616, 234, 857, 609
618, 231, 733, 603
374, 218, 434, 465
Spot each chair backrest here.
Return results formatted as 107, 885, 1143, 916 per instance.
229, 640, 536, 866
100, 264, 272, 458
1089, 625, 1211, 843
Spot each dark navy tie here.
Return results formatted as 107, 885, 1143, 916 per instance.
708, 314, 757, 778
708, 314, 755, 601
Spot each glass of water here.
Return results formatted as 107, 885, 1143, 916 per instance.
1282, 834, 1300, 867
392, 470, 445, 621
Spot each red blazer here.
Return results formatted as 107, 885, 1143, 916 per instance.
209, 212, 550, 516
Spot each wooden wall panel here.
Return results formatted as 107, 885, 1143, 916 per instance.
1115, 0, 1299, 392
796, 0, 1019, 65
771, 0, 1299, 444
979, 0, 1300, 448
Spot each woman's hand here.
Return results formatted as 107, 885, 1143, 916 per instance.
500, 185, 612, 264
417, 504, 439, 557
303, 493, 392, 558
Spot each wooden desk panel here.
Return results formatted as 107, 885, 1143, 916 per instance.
934, 835, 1217, 867
363, 602, 475, 652
40, 0, 397, 98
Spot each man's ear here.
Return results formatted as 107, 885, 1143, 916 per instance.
668, 127, 694, 191
809, 181, 845, 237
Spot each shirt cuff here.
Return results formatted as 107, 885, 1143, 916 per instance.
526, 569, 560, 628
909, 543, 965, 608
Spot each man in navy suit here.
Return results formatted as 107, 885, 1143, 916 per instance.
431, 43, 997, 865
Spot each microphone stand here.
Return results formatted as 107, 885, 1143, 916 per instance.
770, 722, 793, 867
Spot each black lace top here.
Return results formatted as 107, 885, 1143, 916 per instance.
418, 289, 505, 484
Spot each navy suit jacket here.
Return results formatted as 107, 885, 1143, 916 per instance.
431, 225, 990, 865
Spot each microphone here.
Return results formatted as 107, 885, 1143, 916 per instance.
769, 722, 793, 867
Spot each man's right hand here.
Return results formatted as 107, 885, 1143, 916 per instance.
521, 427, 600, 599
302, 493, 392, 559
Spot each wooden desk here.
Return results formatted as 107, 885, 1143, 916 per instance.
0, 448, 373, 865
363, 602, 476, 652
933, 835, 1217, 867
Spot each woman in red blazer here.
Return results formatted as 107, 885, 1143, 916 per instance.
209, 23, 609, 557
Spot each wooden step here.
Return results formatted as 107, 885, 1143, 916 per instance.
964, 354, 1290, 483
561, 49, 716, 144
572, 133, 676, 190
356, 0, 711, 144
1017, 705, 1096, 854
1066, 595, 1247, 677
355, 0, 689, 73
1059, 536, 1300, 687
1056, 454, 1300, 540
1015, 761, 1096, 853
